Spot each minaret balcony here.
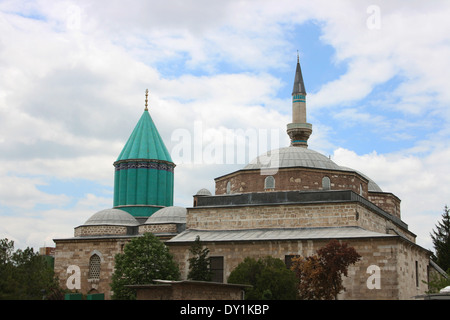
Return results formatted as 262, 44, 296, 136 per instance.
287, 123, 312, 130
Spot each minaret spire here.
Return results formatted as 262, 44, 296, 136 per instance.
287, 54, 312, 147
292, 52, 306, 96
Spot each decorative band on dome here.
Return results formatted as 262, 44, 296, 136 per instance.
114, 159, 175, 173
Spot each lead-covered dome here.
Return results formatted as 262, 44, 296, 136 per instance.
143, 206, 186, 224
83, 208, 139, 226
243, 147, 383, 192
196, 188, 212, 196
244, 147, 342, 171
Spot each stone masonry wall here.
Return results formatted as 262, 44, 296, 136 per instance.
139, 223, 177, 234
74, 225, 128, 237
134, 282, 245, 300
167, 237, 430, 300
54, 237, 132, 300
368, 192, 401, 219
396, 241, 430, 299
187, 202, 415, 242
188, 203, 357, 230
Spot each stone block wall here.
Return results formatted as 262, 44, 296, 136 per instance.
132, 281, 246, 300
186, 202, 415, 242
187, 203, 358, 230
53, 237, 131, 300
139, 223, 177, 234
167, 237, 430, 300
396, 241, 430, 299
74, 225, 128, 237
368, 192, 401, 219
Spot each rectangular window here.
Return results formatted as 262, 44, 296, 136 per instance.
210, 256, 224, 283
415, 261, 419, 287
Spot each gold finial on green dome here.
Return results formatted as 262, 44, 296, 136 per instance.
145, 89, 149, 111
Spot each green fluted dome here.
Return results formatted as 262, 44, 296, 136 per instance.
113, 108, 175, 218
117, 110, 172, 162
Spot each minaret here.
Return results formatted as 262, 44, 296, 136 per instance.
287, 53, 312, 147
113, 90, 175, 220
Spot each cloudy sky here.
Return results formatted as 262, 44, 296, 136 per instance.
1, 0, 449, 253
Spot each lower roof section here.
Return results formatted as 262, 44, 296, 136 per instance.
167, 226, 396, 243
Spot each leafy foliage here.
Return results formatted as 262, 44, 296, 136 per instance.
291, 239, 361, 300
187, 236, 212, 281
290, 255, 326, 300
110, 233, 180, 300
228, 256, 298, 300
0, 238, 62, 300
426, 269, 450, 294
430, 205, 450, 272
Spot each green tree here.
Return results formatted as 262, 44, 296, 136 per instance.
110, 233, 180, 300
0, 238, 16, 299
0, 238, 62, 300
430, 205, 450, 272
228, 256, 298, 300
291, 239, 361, 300
187, 236, 212, 281
426, 270, 450, 294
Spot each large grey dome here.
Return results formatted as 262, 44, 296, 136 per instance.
244, 147, 383, 192
83, 208, 139, 226
144, 206, 186, 224
244, 147, 342, 171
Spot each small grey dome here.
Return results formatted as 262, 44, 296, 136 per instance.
244, 147, 342, 171
83, 208, 139, 226
144, 206, 186, 224
196, 188, 212, 196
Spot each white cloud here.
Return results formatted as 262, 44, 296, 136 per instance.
332, 146, 450, 250
307, 0, 450, 119
0, 175, 69, 210
0, 192, 111, 250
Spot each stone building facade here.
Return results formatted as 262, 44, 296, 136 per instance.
54, 207, 187, 299
168, 236, 429, 300
53, 57, 440, 300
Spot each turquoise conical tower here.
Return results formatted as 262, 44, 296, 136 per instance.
113, 90, 175, 218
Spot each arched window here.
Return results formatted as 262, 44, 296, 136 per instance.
322, 176, 331, 190
89, 254, 101, 280
264, 176, 275, 190
226, 181, 231, 194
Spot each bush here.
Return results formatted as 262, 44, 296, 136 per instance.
228, 256, 298, 300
